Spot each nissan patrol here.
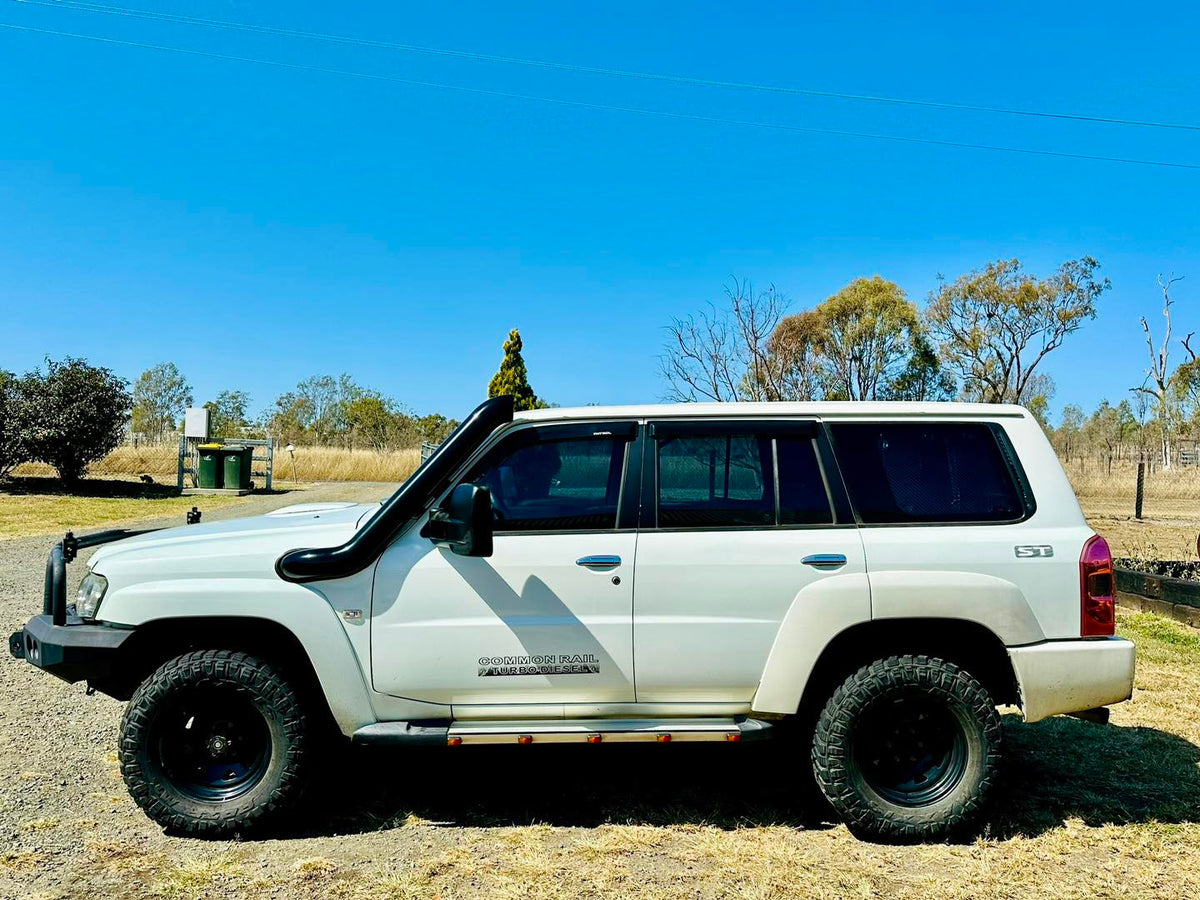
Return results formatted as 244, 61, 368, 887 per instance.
10, 396, 1135, 840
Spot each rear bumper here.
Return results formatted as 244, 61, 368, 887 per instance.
9, 614, 134, 685
1008, 637, 1135, 723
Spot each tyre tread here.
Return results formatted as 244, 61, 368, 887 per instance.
118, 649, 309, 837
811, 654, 1003, 842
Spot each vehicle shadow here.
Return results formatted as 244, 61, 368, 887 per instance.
989, 713, 1200, 838
291, 713, 1200, 840
297, 739, 828, 835
3, 476, 181, 499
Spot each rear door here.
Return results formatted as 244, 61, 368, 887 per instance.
632, 419, 867, 703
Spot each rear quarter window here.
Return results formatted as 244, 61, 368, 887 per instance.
829, 422, 1028, 524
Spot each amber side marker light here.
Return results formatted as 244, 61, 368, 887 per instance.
725, 733, 741, 742
587, 734, 602, 744
447, 736, 463, 747
517, 735, 533, 745
656, 734, 672, 743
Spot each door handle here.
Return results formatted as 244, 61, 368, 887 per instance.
576, 555, 621, 569
802, 553, 847, 569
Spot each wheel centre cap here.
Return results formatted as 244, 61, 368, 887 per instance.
206, 734, 230, 757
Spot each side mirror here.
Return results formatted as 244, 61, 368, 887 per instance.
420, 483, 493, 557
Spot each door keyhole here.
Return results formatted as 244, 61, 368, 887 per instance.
611, 575, 621, 586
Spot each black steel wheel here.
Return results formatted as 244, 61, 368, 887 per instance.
812, 655, 1002, 842
852, 689, 970, 808
151, 683, 273, 803
119, 650, 310, 837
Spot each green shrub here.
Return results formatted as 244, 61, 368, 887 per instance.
17, 358, 131, 485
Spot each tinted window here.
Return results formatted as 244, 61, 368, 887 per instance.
777, 437, 833, 525
658, 434, 774, 527
830, 423, 1025, 524
465, 432, 626, 532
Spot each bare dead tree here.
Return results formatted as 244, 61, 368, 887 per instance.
1133, 274, 1185, 469
660, 279, 787, 402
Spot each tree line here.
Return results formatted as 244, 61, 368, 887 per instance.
0, 329, 545, 483
2, 258, 1189, 485
126, 364, 462, 451
661, 257, 1110, 428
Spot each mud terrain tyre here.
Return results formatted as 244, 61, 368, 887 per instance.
812, 655, 1002, 842
118, 650, 310, 837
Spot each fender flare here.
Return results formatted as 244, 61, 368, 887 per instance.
97, 578, 377, 735
752, 572, 872, 715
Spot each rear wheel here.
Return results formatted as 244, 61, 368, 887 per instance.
811, 655, 1002, 841
119, 649, 310, 837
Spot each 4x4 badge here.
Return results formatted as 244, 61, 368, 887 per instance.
1014, 545, 1054, 558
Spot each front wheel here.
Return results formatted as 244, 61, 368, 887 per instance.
119, 650, 310, 837
812, 655, 1002, 842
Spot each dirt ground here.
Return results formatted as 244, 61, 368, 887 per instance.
1, 486, 1199, 898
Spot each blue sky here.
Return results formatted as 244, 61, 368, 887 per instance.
2, 1, 1198, 423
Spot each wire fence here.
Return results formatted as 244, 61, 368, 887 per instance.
1067, 459, 1200, 522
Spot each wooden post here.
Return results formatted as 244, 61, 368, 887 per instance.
1135, 460, 1145, 520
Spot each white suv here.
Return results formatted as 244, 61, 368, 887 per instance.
11, 396, 1135, 841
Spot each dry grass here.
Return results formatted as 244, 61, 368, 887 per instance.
84, 606, 1181, 900
13, 445, 181, 480
1067, 459, 1200, 559
14, 443, 423, 484
271, 445, 421, 483
3, 611, 1197, 898
1067, 459, 1200, 519
2, 451, 1199, 897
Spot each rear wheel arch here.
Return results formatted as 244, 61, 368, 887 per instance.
796, 618, 1018, 725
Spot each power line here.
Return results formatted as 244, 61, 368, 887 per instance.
14, 0, 1200, 133
2, 21, 1198, 171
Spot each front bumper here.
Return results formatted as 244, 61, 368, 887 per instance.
1008, 637, 1136, 723
10, 614, 134, 684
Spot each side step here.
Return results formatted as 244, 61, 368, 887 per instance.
352, 717, 774, 747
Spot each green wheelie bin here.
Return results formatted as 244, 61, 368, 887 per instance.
197, 443, 224, 489
222, 445, 253, 490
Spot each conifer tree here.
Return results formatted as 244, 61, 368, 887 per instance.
487, 329, 540, 411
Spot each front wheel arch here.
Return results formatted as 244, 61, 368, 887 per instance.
98, 617, 340, 740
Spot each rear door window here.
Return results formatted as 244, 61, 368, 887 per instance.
652, 425, 833, 528
829, 422, 1027, 524
658, 433, 775, 527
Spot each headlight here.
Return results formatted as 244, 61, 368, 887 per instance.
76, 572, 108, 619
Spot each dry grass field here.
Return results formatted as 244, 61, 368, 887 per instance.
14, 444, 424, 485
0, 606, 1196, 899
1066, 460, 1200, 560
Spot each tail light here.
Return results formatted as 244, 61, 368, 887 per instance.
1080, 534, 1115, 637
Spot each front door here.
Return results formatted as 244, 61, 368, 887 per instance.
371, 421, 639, 706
